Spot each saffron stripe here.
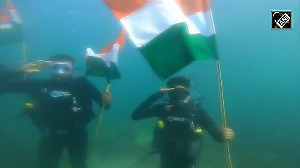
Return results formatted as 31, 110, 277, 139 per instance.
103, 0, 149, 19
120, 0, 186, 47
176, 0, 211, 15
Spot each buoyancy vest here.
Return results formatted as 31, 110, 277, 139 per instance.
152, 101, 204, 157
156, 101, 203, 138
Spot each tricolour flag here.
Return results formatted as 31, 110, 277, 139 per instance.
85, 29, 125, 80
0, 0, 22, 45
103, 0, 217, 80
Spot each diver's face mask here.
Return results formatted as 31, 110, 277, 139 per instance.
49, 61, 74, 79
168, 86, 190, 103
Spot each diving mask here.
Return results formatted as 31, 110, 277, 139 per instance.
49, 62, 73, 75
168, 86, 190, 103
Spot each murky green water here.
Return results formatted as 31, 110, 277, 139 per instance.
0, 0, 299, 168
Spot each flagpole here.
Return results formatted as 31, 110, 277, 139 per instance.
22, 41, 27, 63
216, 59, 233, 168
89, 81, 111, 159
94, 81, 110, 142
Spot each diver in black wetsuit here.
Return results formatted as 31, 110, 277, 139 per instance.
0, 55, 111, 168
132, 76, 234, 168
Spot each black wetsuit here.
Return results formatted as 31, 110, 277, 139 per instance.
0, 64, 24, 81
0, 74, 105, 168
132, 91, 225, 168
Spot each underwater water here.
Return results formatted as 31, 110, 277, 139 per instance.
0, 0, 299, 168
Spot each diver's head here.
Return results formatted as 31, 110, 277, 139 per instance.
166, 76, 191, 103
49, 54, 74, 80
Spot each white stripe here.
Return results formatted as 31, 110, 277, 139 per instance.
0, 23, 13, 29
86, 44, 119, 67
186, 10, 216, 36
9, 9, 22, 24
121, 0, 186, 47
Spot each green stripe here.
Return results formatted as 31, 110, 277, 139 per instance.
86, 56, 108, 77
139, 22, 216, 80
86, 56, 121, 80
0, 23, 23, 46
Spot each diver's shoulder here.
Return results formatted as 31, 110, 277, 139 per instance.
26, 78, 47, 84
73, 76, 96, 88
73, 76, 89, 83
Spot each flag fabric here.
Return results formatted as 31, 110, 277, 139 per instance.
85, 29, 125, 80
0, 0, 22, 45
103, 0, 217, 80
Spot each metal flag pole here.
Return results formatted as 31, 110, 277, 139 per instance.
93, 81, 111, 143
216, 58, 233, 168
22, 41, 27, 63
209, 1, 233, 165
88, 80, 111, 160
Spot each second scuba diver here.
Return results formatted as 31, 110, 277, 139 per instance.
132, 76, 234, 168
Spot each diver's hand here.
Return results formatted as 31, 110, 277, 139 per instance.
21, 60, 53, 74
222, 128, 234, 140
103, 92, 112, 107
160, 88, 175, 92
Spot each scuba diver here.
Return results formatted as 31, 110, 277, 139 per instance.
132, 76, 234, 168
0, 55, 111, 168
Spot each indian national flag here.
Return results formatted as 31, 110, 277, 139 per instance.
103, 0, 217, 80
0, 0, 22, 45
85, 29, 125, 80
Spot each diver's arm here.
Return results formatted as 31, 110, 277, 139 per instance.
0, 61, 51, 82
196, 107, 225, 142
0, 64, 25, 81
0, 64, 41, 94
131, 91, 165, 120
